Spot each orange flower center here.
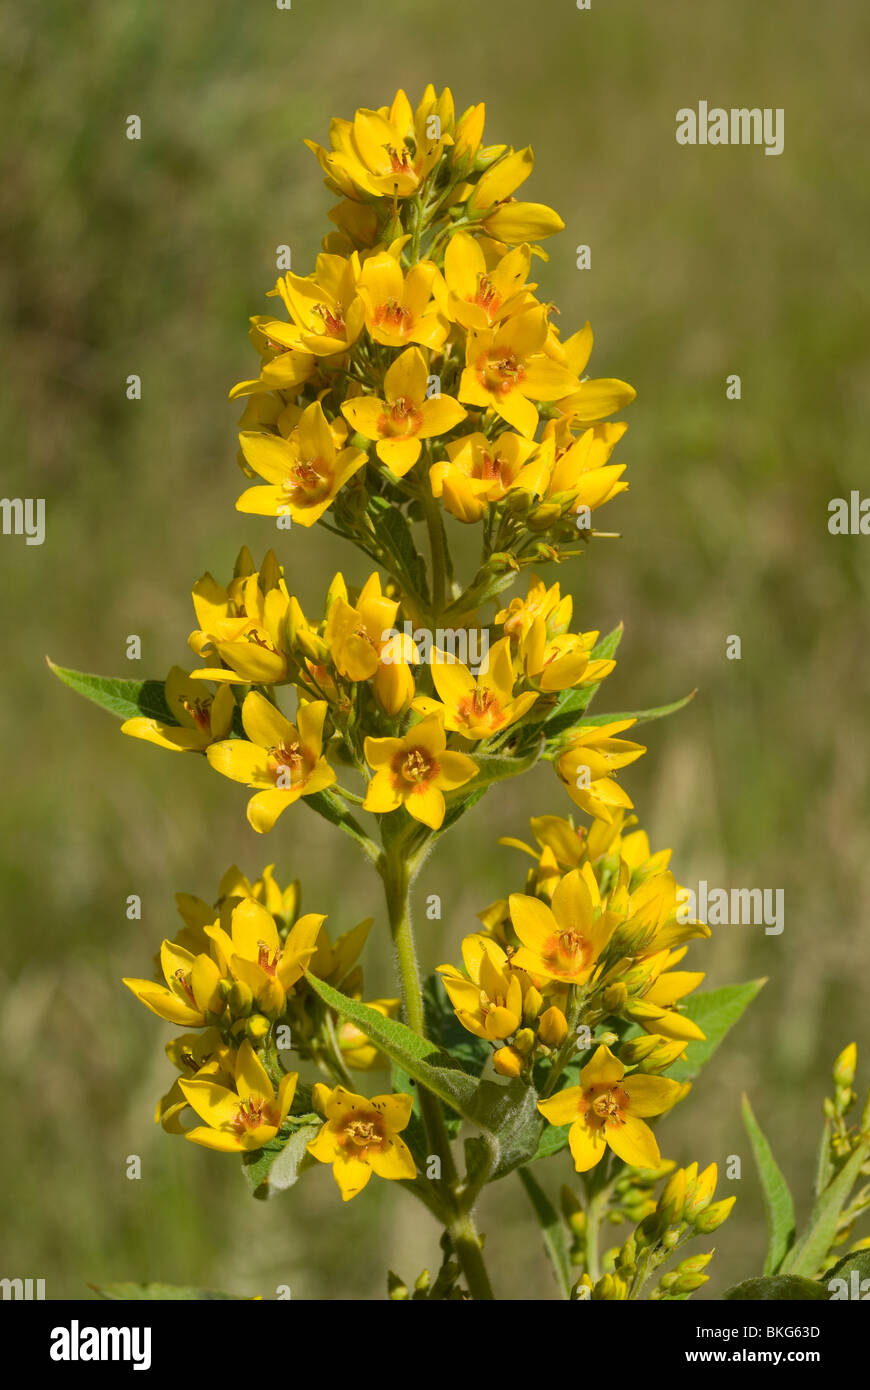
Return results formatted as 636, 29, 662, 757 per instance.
314, 303, 346, 336
269, 740, 309, 786
372, 298, 412, 335
379, 395, 424, 438
342, 1115, 384, 1151
174, 969, 197, 1005
541, 927, 593, 978
581, 1083, 629, 1131
181, 696, 212, 732
257, 940, 280, 976
396, 747, 435, 784
231, 1096, 277, 1134
457, 687, 501, 728
288, 457, 333, 504
477, 349, 525, 397
387, 145, 413, 176
475, 449, 507, 483
472, 274, 502, 319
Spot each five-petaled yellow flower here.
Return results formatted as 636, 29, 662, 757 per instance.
537, 1044, 681, 1172
237, 400, 367, 527
205, 896, 324, 1017
307, 1083, 416, 1200
459, 307, 580, 436
414, 636, 538, 740
341, 346, 466, 476
207, 693, 335, 833
122, 666, 234, 752
181, 1040, 298, 1154
509, 866, 614, 985
363, 714, 477, 829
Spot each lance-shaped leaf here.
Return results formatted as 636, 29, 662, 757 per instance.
545, 690, 696, 754
742, 1093, 796, 1275
781, 1140, 869, 1279
303, 789, 379, 861
304, 972, 481, 1119
666, 979, 766, 1085
47, 659, 176, 724
518, 1167, 573, 1299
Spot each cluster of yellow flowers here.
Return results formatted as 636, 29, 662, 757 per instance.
93, 87, 742, 1287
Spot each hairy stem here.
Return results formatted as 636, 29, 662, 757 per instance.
380, 842, 494, 1300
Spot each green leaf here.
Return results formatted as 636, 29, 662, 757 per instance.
548, 690, 696, 746
303, 789, 379, 860
304, 972, 480, 1121
47, 659, 176, 723
532, 1121, 572, 1162
91, 1282, 252, 1300
591, 623, 625, 663
536, 625, 626, 741
723, 1276, 829, 1302
242, 1121, 321, 1200
518, 1167, 573, 1299
467, 1077, 543, 1181
781, 1140, 869, 1279
742, 1093, 795, 1275
823, 1248, 870, 1295
666, 979, 766, 1085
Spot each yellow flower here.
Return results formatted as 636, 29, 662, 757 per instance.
540, 419, 630, 516
121, 666, 234, 752
188, 550, 294, 685
438, 934, 529, 1040
237, 399, 367, 527
520, 623, 614, 694
342, 346, 466, 476
229, 316, 317, 401
357, 252, 448, 349
156, 1029, 235, 1134
305, 89, 448, 202
324, 571, 416, 715
337, 1000, 401, 1071
436, 233, 535, 331
459, 307, 579, 436
554, 322, 636, 426
123, 939, 224, 1028
538, 1044, 681, 1172
556, 719, 646, 822
363, 714, 477, 829
509, 866, 614, 985
180, 1040, 298, 1154
413, 636, 538, 740
206, 694, 336, 833
307, 1084, 416, 1200
267, 252, 365, 357
429, 429, 546, 523
205, 896, 324, 1017
309, 917, 373, 988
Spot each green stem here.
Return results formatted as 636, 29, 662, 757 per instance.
422, 485, 448, 624
380, 842, 494, 1300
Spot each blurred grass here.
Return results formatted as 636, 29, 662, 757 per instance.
1, 0, 869, 1299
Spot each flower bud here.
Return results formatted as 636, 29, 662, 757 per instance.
493, 1045, 524, 1078
678, 1251, 714, 1275
513, 1028, 536, 1056
657, 1168, 687, 1225
538, 1006, 568, 1047
245, 1013, 271, 1043
685, 1162, 717, 1219
602, 983, 628, 1012
675, 1272, 709, 1293
834, 1042, 858, 1091
522, 986, 544, 1023
694, 1196, 736, 1232
387, 1271, 409, 1300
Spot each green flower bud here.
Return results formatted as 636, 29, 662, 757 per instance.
228, 981, 254, 1019
694, 1196, 736, 1232
245, 1013, 271, 1043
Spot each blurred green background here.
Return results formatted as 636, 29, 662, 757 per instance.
2, 0, 869, 1300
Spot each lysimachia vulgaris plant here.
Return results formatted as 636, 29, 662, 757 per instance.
51, 87, 870, 1302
